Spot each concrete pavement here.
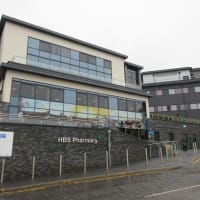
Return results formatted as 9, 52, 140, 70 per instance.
0, 149, 199, 195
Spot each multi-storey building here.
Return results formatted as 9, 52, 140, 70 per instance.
142, 67, 200, 119
0, 15, 150, 129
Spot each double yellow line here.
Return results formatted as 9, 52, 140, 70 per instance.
0, 166, 181, 195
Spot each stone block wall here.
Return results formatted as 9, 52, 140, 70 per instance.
0, 123, 147, 181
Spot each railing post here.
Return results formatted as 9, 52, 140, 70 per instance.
145, 148, 149, 168
195, 142, 198, 152
84, 152, 87, 173
59, 154, 62, 176
159, 147, 163, 162
126, 149, 129, 169
32, 156, 35, 180
165, 145, 169, 160
106, 151, 109, 170
1, 158, 5, 184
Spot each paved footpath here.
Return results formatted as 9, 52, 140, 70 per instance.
0, 149, 200, 195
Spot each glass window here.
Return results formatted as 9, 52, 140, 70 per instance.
169, 89, 175, 95
180, 104, 186, 110
149, 107, 154, 112
191, 104, 197, 110
61, 47, 70, 58
80, 67, 88, 74
77, 92, 87, 105
61, 57, 70, 64
80, 62, 88, 68
40, 41, 51, 52
64, 104, 76, 112
77, 105, 88, 113
64, 89, 76, 104
195, 87, 200, 92
170, 105, 177, 111
50, 60, 60, 67
89, 64, 96, 70
118, 98, 127, 111
28, 38, 39, 49
50, 102, 63, 111
104, 68, 112, 74
50, 88, 63, 102
9, 106, 18, 115
162, 106, 167, 111
71, 59, 79, 66
97, 66, 104, 72
88, 55, 96, 65
20, 98, 35, 112
71, 50, 79, 60
104, 60, 111, 68
27, 55, 38, 65
127, 100, 135, 112
99, 96, 108, 108
109, 97, 118, 109
96, 57, 104, 67
183, 88, 188, 94
80, 53, 88, 63
109, 109, 118, 116
10, 96, 19, 106
51, 44, 60, 55
175, 88, 182, 94
21, 83, 35, 98
39, 51, 50, 59
88, 93, 98, 107
35, 100, 50, 110
28, 48, 39, 56
156, 90, 163, 96
36, 86, 50, 100
51, 54, 60, 61
157, 106, 163, 112
11, 81, 20, 96
135, 102, 143, 112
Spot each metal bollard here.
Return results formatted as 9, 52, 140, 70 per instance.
149, 145, 152, 160
32, 156, 35, 180
165, 145, 169, 161
1, 158, 5, 184
145, 148, 149, 168
195, 142, 198, 152
84, 152, 87, 173
106, 151, 109, 170
59, 154, 63, 176
126, 149, 129, 169
159, 147, 163, 162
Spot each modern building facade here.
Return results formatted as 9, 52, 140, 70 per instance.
142, 67, 200, 119
0, 15, 150, 130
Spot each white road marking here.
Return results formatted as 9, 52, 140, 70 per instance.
144, 184, 200, 198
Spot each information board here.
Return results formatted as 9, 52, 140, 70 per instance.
0, 131, 14, 157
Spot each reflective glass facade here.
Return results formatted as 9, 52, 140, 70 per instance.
9, 80, 146, 126
27, 37, 112, 82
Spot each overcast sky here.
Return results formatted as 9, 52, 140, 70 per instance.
0, 0, 200, 71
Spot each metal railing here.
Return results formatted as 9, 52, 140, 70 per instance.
150, 113, 200, 125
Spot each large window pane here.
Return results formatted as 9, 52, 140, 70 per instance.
10, 97, 19, 106
104, 60, 111, 68
36, 86, 50, 100
88, 55, 96, 64
28, 38, 39, 49
20, 98, 35, 112
11, 81, 20, 97
118, 98, 127, 111
64, 89, 76, 104
135, 102, 143, 112
127, 100, 135, 112
64, 104, 76, 112
35, 100, 50, 110
50, 102, 63, 111
88, 93, 98, 107
51, 44, 60, 55
21, 84, 35, 98
80, 53, 88, 63
109, 109, 118, 116
28, 48, 39, 56
77, 92, 87, 105
77, 105, 88, 113
71, 50, 79, 60
50, 89, 63, 102
61, 47, 70, 58
40, 41, 51, 52
96, 57, 104, 67
99, 96, 108, 108
88, 107, 98, 115
109, 97, 118, 109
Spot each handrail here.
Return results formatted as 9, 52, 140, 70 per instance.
150, 113, 200, 125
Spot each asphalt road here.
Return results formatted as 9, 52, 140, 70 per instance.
1, 166, 200, 200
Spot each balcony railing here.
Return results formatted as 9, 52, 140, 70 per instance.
150, 113, 200, 125
11, 56, 142, 90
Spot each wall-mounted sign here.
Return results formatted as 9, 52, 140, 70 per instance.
57, 137, 98, 144
148, 130, 155, 135
0, 131, 14, 157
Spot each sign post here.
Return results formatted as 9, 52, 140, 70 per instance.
0, 131, 14, 184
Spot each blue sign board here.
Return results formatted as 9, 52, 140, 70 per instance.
0, 134, 6, 138
148, 131, 155, 135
